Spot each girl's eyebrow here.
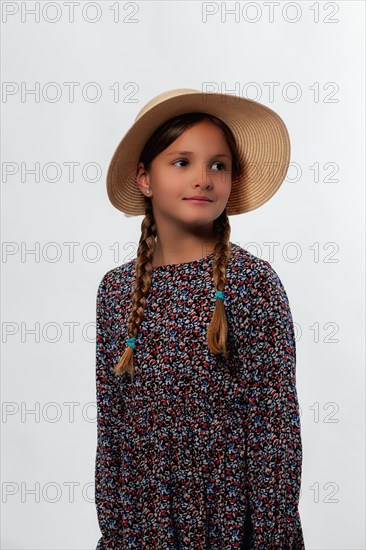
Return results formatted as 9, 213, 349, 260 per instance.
165, 150, 231, 159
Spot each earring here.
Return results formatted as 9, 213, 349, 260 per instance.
146, 189, 150, 194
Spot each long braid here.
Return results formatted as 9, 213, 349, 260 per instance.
113, 200, 156, 380
206, 211, 232, 359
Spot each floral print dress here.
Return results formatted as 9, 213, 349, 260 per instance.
94, 242, 305, 549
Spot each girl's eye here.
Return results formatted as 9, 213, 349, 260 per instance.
211, 161, 226, 171
173, 159, 189, 167
172, 159, 227, 170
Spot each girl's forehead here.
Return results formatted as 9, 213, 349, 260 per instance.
167, 124, 229, 147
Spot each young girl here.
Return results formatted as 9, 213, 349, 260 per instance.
95, 88, 305, 549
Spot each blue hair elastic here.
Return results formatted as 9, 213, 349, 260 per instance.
126, 337, 136, 349
215, 291, 224, 300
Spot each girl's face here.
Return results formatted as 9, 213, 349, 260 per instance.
136, 119, 233, 230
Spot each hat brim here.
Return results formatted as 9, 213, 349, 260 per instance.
106, 88, 291, 216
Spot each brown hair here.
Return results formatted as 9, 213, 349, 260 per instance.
113, 112, 243, 380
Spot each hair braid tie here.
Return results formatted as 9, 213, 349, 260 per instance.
126, 337, 136, 349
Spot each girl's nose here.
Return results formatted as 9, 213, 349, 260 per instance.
194, 162, 213, 186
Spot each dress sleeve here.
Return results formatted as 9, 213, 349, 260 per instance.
244, 261, 305, 549
95, 273, 124, 549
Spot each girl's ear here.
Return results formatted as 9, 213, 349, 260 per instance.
135, 162, 150, 193
136, 161, 145, 179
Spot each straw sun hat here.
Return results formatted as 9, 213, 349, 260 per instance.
106, 88, 291, 217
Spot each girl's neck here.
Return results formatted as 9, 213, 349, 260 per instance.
152, 238, 219, 268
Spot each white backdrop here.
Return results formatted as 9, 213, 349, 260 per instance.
1, 1, 365, 548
